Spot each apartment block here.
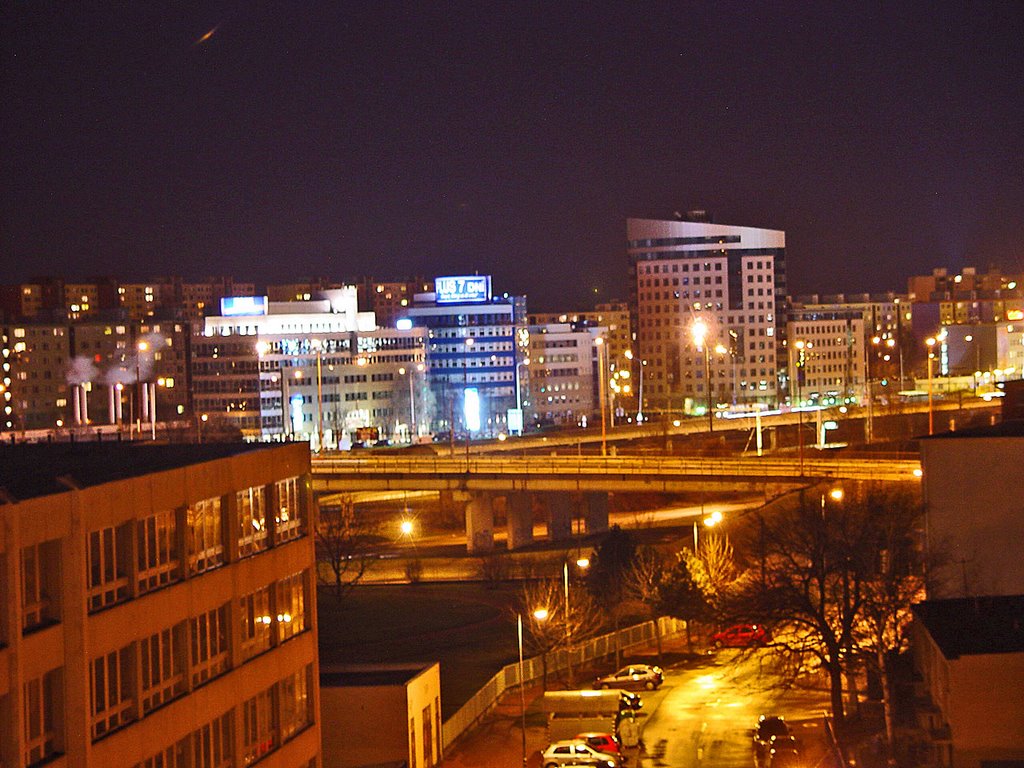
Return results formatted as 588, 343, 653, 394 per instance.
0, 442, 321, 767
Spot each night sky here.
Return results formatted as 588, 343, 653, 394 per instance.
3, 2, 1022, 310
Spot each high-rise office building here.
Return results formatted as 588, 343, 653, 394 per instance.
400, 275, 526, 437
627, 214, 786, 413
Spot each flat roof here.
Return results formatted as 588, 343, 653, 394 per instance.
922, 418, 1024, 440
0, 442, 271, 502
913, 595, 1024, 659
320, 663, 435, 688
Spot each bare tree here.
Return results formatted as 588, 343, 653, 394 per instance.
518, 577, 604, 689
733, 485, 926, 745
315, 496, 378, 604
624, 546, 668, 664
733, 490, 872, 735
854, 490, 926, 764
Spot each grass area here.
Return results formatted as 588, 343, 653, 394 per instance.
317, 583, 524, 718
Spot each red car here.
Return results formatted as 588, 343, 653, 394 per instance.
575, 732, 622, 755
710, 624, 769, 648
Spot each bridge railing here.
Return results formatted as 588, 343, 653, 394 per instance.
441, 616, 686, 752
313, 454, 921, 482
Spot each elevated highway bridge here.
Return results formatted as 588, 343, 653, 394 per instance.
311, 454, 920, 552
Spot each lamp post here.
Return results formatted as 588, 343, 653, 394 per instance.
518, 607, 549, 767
727, 329, 739, 405
398, 364, 423, 443
964, 334, 982, 394
692, 319, 713, 432
463, 337, 474, 459
135, 341, 149, 438
594, 337, 607, 456
311, 339, 324, 451
634, 360, 643, 423
926, 336, 936, 435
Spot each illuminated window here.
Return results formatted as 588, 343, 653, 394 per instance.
275, 571, 307, 643
239, 586, 272, 661
237, 486, 268, 557
188, 496, 223, 574
274, 477, 303, 542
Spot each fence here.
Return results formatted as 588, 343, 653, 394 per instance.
441, 615, 686, 751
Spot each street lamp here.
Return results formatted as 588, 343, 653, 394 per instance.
925, 336, 937, 435
518, 607, 549, 767
135, 341, 149, 437
693, 507, 722, 549
821, 486, 844, 516
463, 337, 474, 459
398, 363, 424, 443
311, 339, 325, 451
692, 319, 713, 432
594, 337, 607, 456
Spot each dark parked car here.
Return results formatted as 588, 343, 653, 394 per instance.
754, 715, 789, 759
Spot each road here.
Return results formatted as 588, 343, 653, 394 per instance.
438, 644, 836, 768
638, 651, 833, 768
353, 496, 766, 583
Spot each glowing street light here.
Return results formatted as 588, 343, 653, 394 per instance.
691, 319, 713, 432
594, 337, 607, 456
925, 336, 937, 435
517, 607, 549, 766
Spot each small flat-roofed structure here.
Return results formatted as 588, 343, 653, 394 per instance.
320, 662, 441, 768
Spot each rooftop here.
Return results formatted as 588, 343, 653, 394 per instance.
913, 595, 1024, 659
320, 663, 436, 688
0, 442, 269, 502
923, 418, 1024, 440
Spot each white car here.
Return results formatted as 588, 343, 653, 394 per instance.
541, 739, 622, 767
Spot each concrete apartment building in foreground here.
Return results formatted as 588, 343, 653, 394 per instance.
0, 442, 320, 767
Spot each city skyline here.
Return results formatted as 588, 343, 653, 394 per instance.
3, 3, 1022, 311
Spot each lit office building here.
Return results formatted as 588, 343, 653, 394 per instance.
628, 213, 787, 413
791, 293, 912, 390
785, 309, 867, 406
400, 276, 526, 437
0, 441, 321, 767
200, 289, 426, 446
526, 322, 603, 427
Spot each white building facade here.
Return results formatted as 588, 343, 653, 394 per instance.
201, 289, 427, 447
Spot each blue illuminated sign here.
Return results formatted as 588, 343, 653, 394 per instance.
435, 275, 491, 304
220, 296, 268, 317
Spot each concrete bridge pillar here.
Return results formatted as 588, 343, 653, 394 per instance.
466, 493, 495, 553
506, 492, 534, 550
584, 492, 610, 534
439, 490, 472, 528
548, 492, 574, 541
